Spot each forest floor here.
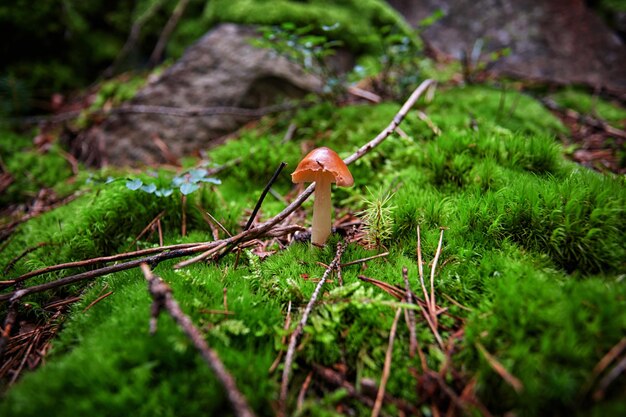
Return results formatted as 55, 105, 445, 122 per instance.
0, 77, 625, 417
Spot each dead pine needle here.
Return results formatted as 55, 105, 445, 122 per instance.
371, 307, 403, 417
340, 251, 389, 268
140, 263, 256, 417
402, 266, 418, 360
296, 370, 314, 412
127, 210, 166, 250
475, 342, 524, 393
82, 290, 114, 313
278, 241, 345, 417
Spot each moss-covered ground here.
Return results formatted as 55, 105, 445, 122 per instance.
1, 84, 625, 416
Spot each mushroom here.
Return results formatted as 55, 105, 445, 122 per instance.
292, 147, 353, 246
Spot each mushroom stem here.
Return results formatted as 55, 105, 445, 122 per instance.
311, 174, 333, 246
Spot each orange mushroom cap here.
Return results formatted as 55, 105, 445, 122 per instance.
291, 147, 354, 187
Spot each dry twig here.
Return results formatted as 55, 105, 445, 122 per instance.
140, 263, 255, 417
244, 162, 287, 231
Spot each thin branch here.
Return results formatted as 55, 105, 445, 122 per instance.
371, 307, 402, 417
344, 79, 435, 165
173, 241, 229, 269
199, 207, 232, 238
3, 242, 48, 274
1, 242, 203, 287
149, 0, 189, 65
311, 363, 419, 416
102, 0, 164, 78
278, 241, 345, 417
140, 264, 255, 417
244, 162, 287, 231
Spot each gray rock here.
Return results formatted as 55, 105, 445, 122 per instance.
85, 24, 321, 166
388, 0, 626, 97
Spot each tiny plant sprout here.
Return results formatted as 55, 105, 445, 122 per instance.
292, 147, 353, 246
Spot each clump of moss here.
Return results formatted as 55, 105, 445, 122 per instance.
0, 129, 75, 207
204, 0, 416, 56
464, 270, 626, 416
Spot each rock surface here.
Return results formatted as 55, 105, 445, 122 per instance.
84, 24, 321, 166
387, 0, 626, 97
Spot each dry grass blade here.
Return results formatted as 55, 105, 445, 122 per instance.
402, 266, 418, 359
371, 307, 402, 417
429, 228, 445, 327
416, 225, 430, 313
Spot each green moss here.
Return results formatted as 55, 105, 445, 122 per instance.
464, 272, 626, 416
204, 0, 415, 55
2, 84, 625, 416
0, 129, 75, 206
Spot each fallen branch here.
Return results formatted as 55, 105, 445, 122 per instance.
278, 241, 345, 417
140, 263, 255, 417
